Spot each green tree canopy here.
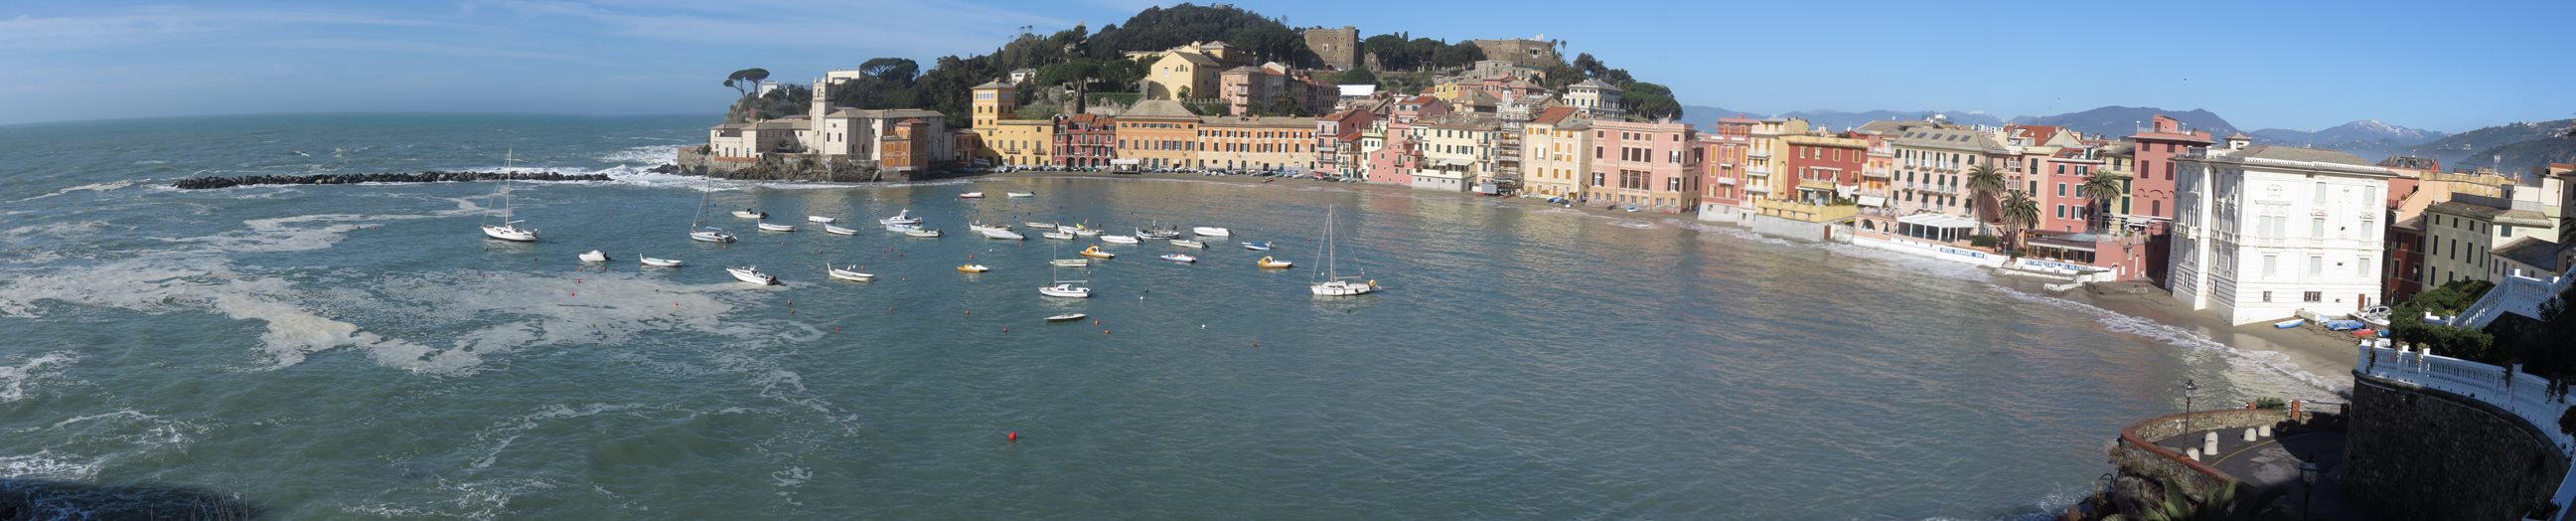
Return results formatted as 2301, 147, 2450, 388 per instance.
723, 68, 770, 97
859, 58, 918, 84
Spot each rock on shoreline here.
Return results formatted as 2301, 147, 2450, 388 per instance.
170, 171, 610, 190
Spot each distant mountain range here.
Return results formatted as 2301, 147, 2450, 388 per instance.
2009, 106, 2241, 141
2248, 120, 2450, 162
1675, 106, 2003, 132
2405, 119, 2574, 170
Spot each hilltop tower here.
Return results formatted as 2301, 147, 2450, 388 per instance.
971, 80, 1015, 128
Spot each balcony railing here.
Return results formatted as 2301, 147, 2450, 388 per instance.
1746, 167, 1770, 177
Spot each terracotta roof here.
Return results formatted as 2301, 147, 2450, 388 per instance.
2009, 124, 2062, 143
1531, 105, 1581, 124
1120, 99, 1199, 119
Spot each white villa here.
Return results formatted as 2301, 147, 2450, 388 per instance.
2168, 137, 2398, 324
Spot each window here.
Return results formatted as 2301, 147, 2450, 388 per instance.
2312, 182, 2327, 204
2262, 291, 2273, 302
2311, 217, 2325, 239
2262, 255, 2277, 276
2359, 257, 2372, 276
2303, 291, 2323, 303
2309, 256, 2324, 276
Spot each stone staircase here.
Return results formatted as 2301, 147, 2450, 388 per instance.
2449, 263, 2575, 329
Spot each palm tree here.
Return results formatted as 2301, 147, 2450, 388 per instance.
2001, 190, 2040, 255
1964, 163, 2007, 224
2080, 170, 2127, 233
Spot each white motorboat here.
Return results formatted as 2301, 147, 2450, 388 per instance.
1050, 259, 1089, 267
827, 263, 874, 281
904, 229, 941, 238
1159, 253, 1196, 262
824, 224, 859, 236
733, 209, 767, 219
1041, 231, 1075, 241
879, 210, 921, 226
884, 223, 922, 233
1192, 227, 1232, 237
1242, 241, 1274, 251
982, 229, 1025, 240
1045, 313, 1087, 321
1023, 222, 1057, 230
1310, 207, 1375, 296
640, 256, 683, 267
1038, 283, 1092, 298
1169, 239, 1206, 249
1100, 235, 1139, 244
690, 227, 737, 243
1136, 223, 1181, 240
578, 251, 611, 262
959, 192, 985, 199
728, 266, 780, 285
757, 222, 797, 232
807, 216, 836, 224
1006, 192, 1034, 198
969, 221, 1005, 233
1073, 228, 1101, 237
479, 149, 538, 242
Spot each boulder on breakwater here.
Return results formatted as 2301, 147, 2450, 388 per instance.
170, 171, 608, 190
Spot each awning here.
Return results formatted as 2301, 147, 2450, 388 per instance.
1896, 213, 1979, 229
1110, 158, 1142, 165
1857, 195, 1886, 207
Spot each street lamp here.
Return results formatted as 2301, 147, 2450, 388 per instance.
2300, 460, 2320, 520
2184, 378, 2199, 434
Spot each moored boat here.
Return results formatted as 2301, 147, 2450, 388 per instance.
640, 256, 683, 267
982, 229, 1025, 240
1192, 227, 1231, 237
957, 263, 990, 272
1310, 207, 1376, 296
827, 263, 874, 281
1038, 282, 1092, 298
1169, 239, 1206, 249
1079, 246, 1115, 259
1242, 241, 1273, 251
1100, 235, 1139, 244
1024, 222, 1057, 230
690, 227, 737, 243
1005, 192, 1034, 198
757, 222, 796, 232
824, 224, 859, 236
733, 209, 766, 219
1051, 259, 1089, 267
1257, 256, 1292, 268
879, 210, 921, 225
1045, 313, 1087, 321
1042, 231, 1075, 240
807, 216, 836, 224
578, 251, 611, 262
904, 229, 942, 238
959, 192, 985, 199
1159, 253, 1196, 262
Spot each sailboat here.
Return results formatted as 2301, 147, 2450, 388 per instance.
1310, 207, 1376, 296
479, 149, 538, 242
686, 171, 736, 243
1039, 248, 1092, 298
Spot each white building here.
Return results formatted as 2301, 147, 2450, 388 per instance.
1562, 79, 1623, 120
2168, 141, 2398, 324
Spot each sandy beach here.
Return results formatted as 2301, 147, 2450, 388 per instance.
976, 169, 2363, 389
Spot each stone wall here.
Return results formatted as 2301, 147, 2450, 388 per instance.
2104, 409, 2305, 511
1301, 27, 1359, 71
2341, 375, 2568, 520
1468, 39, 1561, 69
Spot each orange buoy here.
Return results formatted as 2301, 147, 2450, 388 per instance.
1007, 432, 1018, 441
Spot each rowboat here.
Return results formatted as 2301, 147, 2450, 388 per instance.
1192, 227, 1231, 237
958, 263, 990, 272
640, 256, 683, 267
733, 209, 766, 219
2273, 318, 2306, 329
757, 222, 796, 232
1101, 235, 1139, 244
1005, 192, 1034, 198
1159, 253, 1196, 262
1041, 231, 1075, 240
1045, 313, 1087, 321
807, 216, 836, 223
1242, 241, 1273, 251
578, 251, 611, 262
1256, 256, 1292, 268
827, 263, 874, 281
1169, 239, 1206, 249
824, 224, 859, 236
727, 266, 780, 285
982, 229, 1025, 240
905, 229, 941, 238
959, 192, 985, 199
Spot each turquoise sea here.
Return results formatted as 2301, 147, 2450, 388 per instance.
0, 113, 2338, 519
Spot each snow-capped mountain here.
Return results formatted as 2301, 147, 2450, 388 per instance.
2248, 119, 2451, 161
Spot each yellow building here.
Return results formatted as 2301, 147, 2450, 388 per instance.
1521, 105, 1591, 199
1114, 99, 1202, 170
1195, 115, 1318, 172
1134, 41, 1239, 100
969, 80, 1056, 167
1745, 117, 1811, 202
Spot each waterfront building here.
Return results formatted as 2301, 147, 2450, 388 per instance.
2422, 200, 2555, 287
705, 71, 958, 168
1696, 116, 1756, 219
1891, 124, 2007, 221
1522, 106, 1593, 200
1412, 113, 1499, 192
1589, 119, 1698, 212
1563, 80, 1624, 120
1051, 114, 1116, 169
877, 118, 934, 173
2036, 145, 2109, 233
705, 119, 803, 158
1744, 117, 1807, 205
1196, 115, 1317, 172
1314, 107, 1371, 177
2169, 143, 2396, 324
1219, 63, 1334, 117
1361, 95, 1447, 187
1780, 133, 1867, 204
1136, 41, 1240, 99
2128, 115, 2217, 225
1113, 99, 1201, 170
969, 81, 1055, 168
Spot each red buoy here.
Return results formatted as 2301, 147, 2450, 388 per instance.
1007, 432, 1018, 441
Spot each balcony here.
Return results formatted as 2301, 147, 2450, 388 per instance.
1746, 150, 1771, 159
1862, 168, 1892, 179
1745, 185, 1771, 194
1717, 177, 1737, 186
1746, 167, 1770, 177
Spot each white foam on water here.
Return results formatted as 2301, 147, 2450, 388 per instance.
771, 465, 811, 487
1987, 284, 2345, 397
0, 450, 99, 480
9, 180, 141, 203
596, 144, 678, 165
0, 352, 77, 403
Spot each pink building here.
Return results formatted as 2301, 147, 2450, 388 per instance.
2036, 145, 2108, 233
1699, 117, 1757, 214
1314, 107, 1371, 177
2127, 114, 2213, 285
1363, 95, 1447, 187
1591, 119, 1699, 212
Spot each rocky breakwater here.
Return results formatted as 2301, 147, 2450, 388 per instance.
171, 170, 609, 190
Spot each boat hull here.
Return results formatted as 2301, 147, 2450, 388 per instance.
1310, 281, 1375, 296
641, 257, 683, 267
482, 226, 537, 242
690, 232, 736, 243
727, 268, 779, 285
758, 224, 796, 232
1192, 227, 1231, 237
824, 225, 858, 236
1038, 286, 1092, 298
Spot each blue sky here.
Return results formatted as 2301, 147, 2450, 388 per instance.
2, 0, 2570, 132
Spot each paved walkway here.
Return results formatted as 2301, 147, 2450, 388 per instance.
2155, 429, 2377, 519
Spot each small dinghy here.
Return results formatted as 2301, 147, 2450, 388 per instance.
824, 224, 859, 236
969, 221, 1006, 233
1071, 227, 1101, 237
640, 256, 683, 267
733, 209, 766, 219
827, 263, 873, 281
579, 251, 611, 262
1051, 259, 1090, 267
2273, 318, 2306, 329
728, 266, 780, 285
879, 210, 921, 226
1042, 231, 1075, 241
807, 216, 836, 224
1159, 253, 1196, 262
757, 222, 797, 232
1192, 227, 1231, 237
1101, 235, 1139, 244
1045, 313, 1087, 322
1256, 256, 1292, 268
958, 192, 985, 199
1006, 192, 1034, 198
1169, 239, 1207, 249
1242, 241, 1273, 251
1079, 246, 1115, 259
905, 229, 942, 238
957, 263, 990, 273
982, 229, 1025, 241
1024, 222, 1057, 230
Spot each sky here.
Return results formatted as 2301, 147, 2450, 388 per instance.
2, 0, 2571, 132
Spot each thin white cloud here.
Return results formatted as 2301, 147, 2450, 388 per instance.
466, 0, 1075, 58
0, 5, 468, 51
236, 38, 586, 63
